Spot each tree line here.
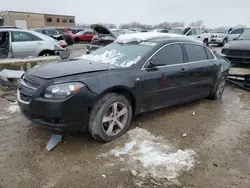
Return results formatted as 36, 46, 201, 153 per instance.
76, 20, 205, 29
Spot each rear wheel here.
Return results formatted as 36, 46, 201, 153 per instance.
88, 93, 132, 142
209, 75, 227, 100
39, 50, 54, 57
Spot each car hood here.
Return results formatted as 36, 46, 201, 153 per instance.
91, 24, 116, 38
28, 59, 116, 79
227, 40, 250, 50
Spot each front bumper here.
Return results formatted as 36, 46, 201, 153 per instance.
209, 38, 223, 44
222, 56, 250, 64
17, 76, 97, 132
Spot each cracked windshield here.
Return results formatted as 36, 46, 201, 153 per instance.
0, 0, 250, 188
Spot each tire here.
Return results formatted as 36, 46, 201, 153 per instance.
39, 50, 54, 57
209, 74, 227, 100
203, 39, 209, 46
220, 38, 228, 47
88, 93, 132, 142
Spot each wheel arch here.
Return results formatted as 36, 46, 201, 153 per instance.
89, 86, 136, 114
38, 49, 54, 56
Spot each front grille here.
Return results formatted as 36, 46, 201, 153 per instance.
22, 76, 40, 89
227, 50, 250, 57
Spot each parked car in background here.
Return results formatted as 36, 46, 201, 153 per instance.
169, 27, 211, 46
227, 27, 248, 41
55, 27, 72, 34
209, 27, 233, 46
0, 29, 70, 59
17, 32, 230, 142
70, 28, 84, 34
34, 28, 74, 46
153, 28, 170, 33
221, 28, 250, 64
86, 24, 117, 53
71, 30, 94, 43
0, 26, 19, 29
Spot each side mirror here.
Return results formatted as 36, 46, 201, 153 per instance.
145, 59, 160, 69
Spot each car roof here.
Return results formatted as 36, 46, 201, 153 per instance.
115, 32, 202, 45
0, 28, 24, 32
147, 36, 202, 44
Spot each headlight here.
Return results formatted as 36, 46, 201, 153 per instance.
43, 82, 85, 99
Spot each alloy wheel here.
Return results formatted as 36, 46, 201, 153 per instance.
102, 102, 129, 136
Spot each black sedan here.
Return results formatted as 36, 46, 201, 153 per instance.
17, 33, 230, 142
221, 28, 250, 64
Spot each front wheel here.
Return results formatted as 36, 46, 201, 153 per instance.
209, 75, 227, 100
88, 93, 132, 142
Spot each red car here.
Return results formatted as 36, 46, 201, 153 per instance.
71, 30, 94, 43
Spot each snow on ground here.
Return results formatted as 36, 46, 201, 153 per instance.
0, 102, 19, 121
105, 128, 196, 180
81, 50, 140, 67
6, 102, 19, 114
115, 32, 181, 44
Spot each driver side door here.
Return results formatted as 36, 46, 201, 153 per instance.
136, 43, 192, 112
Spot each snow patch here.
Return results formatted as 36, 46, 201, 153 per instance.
6, 102, 19, 114
81, 50, 123, 65
106, 128, 196, 180
115, 32, 181, 44
0, 115, 9, 120
81, 50, 141, 67
0, 69, 24, 82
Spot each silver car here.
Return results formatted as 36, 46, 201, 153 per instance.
0, 29, 70, 59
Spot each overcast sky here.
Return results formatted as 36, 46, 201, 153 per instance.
1, 0, 250, 28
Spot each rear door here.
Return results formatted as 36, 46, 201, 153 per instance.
137, 43, 192, 111
183, 43, 217, 98
11, 31, 43, 58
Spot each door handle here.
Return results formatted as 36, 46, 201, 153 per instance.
180, 68, 187, 73
197, 36, 201, 38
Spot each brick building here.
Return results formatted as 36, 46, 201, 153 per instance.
0, 11, 75, 29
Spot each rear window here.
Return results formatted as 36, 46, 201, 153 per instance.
184, 44, 208, 62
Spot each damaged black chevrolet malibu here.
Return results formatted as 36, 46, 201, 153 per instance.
18, 32, 230, 142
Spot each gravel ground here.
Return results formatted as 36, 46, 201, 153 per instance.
0, 84, 250, 188
0, 44, 250, 188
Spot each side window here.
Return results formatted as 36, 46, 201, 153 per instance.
85, 31, 93, 34
12, 31, 33, 42
12, 31, 41, 42
151, 44, 184, 66
230, 29, 239, 34
45, 29, 58, 35
187, 28, 198, 35
184, 44, 208, 62
205, 48, 214, 59
196, 28, 201, 35
238, 28, 244, 34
